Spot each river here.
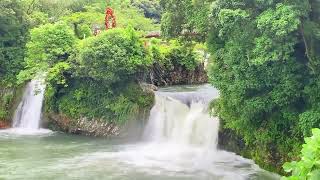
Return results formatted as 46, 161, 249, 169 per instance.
0, 84, 279, 180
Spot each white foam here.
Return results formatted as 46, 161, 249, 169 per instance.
0, 128, 53, 136
12, 78, 46, 129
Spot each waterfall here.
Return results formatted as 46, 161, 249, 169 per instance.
36, 85, 274, 179
96, 85, 265, 179
8, 79, 50, 134
143, 93, 219, 150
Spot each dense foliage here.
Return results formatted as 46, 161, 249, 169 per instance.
160, 0, 320, 173
17, 22, 76, 83
0, 0, 160, 124
207, 0, 319, 172
283, 128, 320, 180
42, 27, 154, 125
0, 0, 29, 86
147, 39, 207, 86
160, 0, 211, 40
150, 39, 201, 71
44, 28, 154, 124
75, 28, 151, 83
0, 0, 30, 120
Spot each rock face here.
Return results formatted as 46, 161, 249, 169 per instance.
218, 127, 283, 174
47, 112, 149, 139
0, 121, 10, 129
47, 114, 121, 137
149, 62, 208, 86
139, 82, 158, 91
45, 83, 154, 138
0, 85, 25, 128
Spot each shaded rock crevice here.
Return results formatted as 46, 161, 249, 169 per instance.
148, 62, 208, 87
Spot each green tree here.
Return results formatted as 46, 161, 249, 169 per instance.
45, 27, 154, 124
160, 0, 211, 40
74, 27, 151, 84
62, 11, 103, 39
0, 0, 29, 86
203, 0, 320, 172
17, 22, 76, 83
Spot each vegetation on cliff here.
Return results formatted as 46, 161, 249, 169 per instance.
0, 0, 163, 125
45, 27, 154, 124
0, 0, 30, 121
160, 0, 320, 175
148, 39, 208, 86
2, 0, 319, 178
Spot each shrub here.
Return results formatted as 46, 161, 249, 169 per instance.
17, 22, 76, 83
283, 128, 320, 180
74, 27, 151, 84
55, 81, 154, 124
150, 40, 200, 71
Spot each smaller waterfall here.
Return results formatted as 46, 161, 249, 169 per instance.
13, 79, 45, 129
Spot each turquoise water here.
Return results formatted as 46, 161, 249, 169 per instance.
0, 132, 279, 180
0, 84, 279, 180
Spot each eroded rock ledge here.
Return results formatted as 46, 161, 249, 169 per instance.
149, 63, 208, 86
47, 114, 121, 137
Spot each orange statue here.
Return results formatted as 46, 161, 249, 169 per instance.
105, 7, 116, 30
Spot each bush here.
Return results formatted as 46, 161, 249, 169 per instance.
74, 27, 151, 84
283, 128, 320, 180
54, 80, 154, 124
299, 110, 320, 137
45, 27, 155, 125
17, 22, 76, 83
0, 92, 13, 119
150, 40, 200, 71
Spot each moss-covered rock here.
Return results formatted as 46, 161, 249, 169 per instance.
147, 39, 208, 86
218, 124, 299, 175
45, 82, 155, 137
0, 85, 25, 128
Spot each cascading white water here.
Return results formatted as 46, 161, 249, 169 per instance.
143, 93, 219, 150
6, 79, 51, 135
4, 84, 275, 180
76, 85, 275, 179
13, 79, 45, 129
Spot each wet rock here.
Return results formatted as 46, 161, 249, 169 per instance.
0, 121, 10, 129
46, 111, 149, 139
140, 83, 158, 91
149, 62, 208, 87
47, 114, 121, 137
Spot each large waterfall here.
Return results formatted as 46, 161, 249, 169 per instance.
143, 87, 219, 150
77, 85, 276, 179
